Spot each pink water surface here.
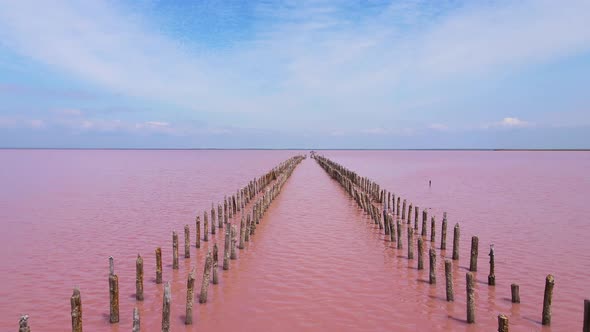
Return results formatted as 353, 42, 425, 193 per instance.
0, 149, 589, 331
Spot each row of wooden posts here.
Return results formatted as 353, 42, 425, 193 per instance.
313, 154, 586, 331
18, 155, 305, 331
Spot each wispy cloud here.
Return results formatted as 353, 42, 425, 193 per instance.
0, 0, 589, 139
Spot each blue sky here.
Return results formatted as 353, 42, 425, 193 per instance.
0, 0, 589, 148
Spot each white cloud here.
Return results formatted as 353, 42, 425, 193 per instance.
0, 0, 589, 131
428, 123, 449, 131
482, 117, 533, 129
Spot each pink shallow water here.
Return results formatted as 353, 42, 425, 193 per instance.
1, 150, 589, 331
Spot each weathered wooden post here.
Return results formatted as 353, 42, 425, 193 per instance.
19, 314, 30, 332
136, 254, 144, 301
384, 210, 390, 236
452, 223, 460, 260
498, 314, 509, 332
417, 237, 424, 270
407, 227, 414, 259
211, 204, 216, 235
445, 260, 454, 301
195, 216, 201, 249
422, 210, 427, 237
71, 288, 82, 332
429, 248, 436, 284
155, 247, 163, 284
199, 252, 213, 303
245, 214, 251, 242
430, 216, 436, 243
389, 214, 396, 242
218, 203, 223, 229
488, 244, 495, 286
511, 284, 520, 303
396, 197, 400, 217
239, 216, 246, 249
185, 268, 196, 325
440, 217, 447, 250
584, 299, 590, 332
223, 226, 230, 270
230, 225, 237, 260
184, 225, 190, 258
212, 258, 219, 285
470, 236, 479, 272
172, 231, 179, 270
132, 307, 140, 332
397, 219, 402, 249
108, 257, 119, 323
402, 199, 406, 220
162, 282, 171, 332
213, 243, 219, 264
466, 272, 475, 324
542, 274, 555, 325
414, 206, 419, 231
203, 212, 209, 242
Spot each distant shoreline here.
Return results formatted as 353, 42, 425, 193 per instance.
0, 148, 589, 151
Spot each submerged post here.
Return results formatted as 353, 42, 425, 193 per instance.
132, 307, 140, 332
422, 210, 427, 237
199, 252, 213, 304
429, 248, 436, 284
185, 268, 196, 325
441, 217, 447, 250
488, 244, 495, 286
397, 219, 402, 249
108, 258, 119, 324
239, 216, 246, 249
452, 223, 460, 260
417, 237, 424, 270
445, 260, 454, 301
71, 288, 82, 332
466, 272, 475, 324
19, 315, 30, 332
184, 224, 190, 258
223, 226, 230, 270
155, 247, 162, 284
162, 282, 171, 332
203, 212, 209, 242
196, 216, 201, 249
498, 314, 509, 332
430, 216, 436, 243
542, 274, 555, 325
584, 299, 590, 332
136, 254, 144, 301
511, 284, 520, 303
414, 206, 419, 231
470, 236, 479, 272
172, 231, 179, 270
231, 225, 238, 260
407, 227, 414, 259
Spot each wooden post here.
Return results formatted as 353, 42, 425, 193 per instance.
71, 288, 82, 332
184, 225, 190, 258
218, 203, 223, 229
422, 210, 427, 237
19, 315, 30, 332
470, 236, 479, 272
203, 212, 209, 242
445, 260, 454, 301
195, 216, 201, 249
452, 223, 460, 260
414, 206, 419, 231
212, 259, 219, 285
109, 276, 119, 323
466, 272, 475, 324
430, 216, 436, 243
584, 299, 590, 332
488, 244, 495, 286
440, 217, 447, 250
185, 268, 196, 325
132, 307, 140, 332
407, 203, 412, 225
417, 237, 424, 270
498, 314, 509, 332
161, 282, 171, 332
109, 256, 114, 276
407, 227, 414, 259
429, 248, 436, 284
223, 226, 230, 270
108, 258, 119, 324
172, 231, 179, 270
389, 214, 396, 242
136, 254, 144, 301
230, 225, 237, 260
402, 199, 406, 220
199, 251, 213, 303
542, 274, 555, 325
211, 204, 216, 235
396, 197, 400, 217
396, 219, 402, 249
511, 284, 520, 303
155, 247, 162, 284
213, 243, 219, 264
239, 216, 246, 249
245, 214, 251, 242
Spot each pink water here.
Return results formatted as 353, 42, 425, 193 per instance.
1, 150, 589, 331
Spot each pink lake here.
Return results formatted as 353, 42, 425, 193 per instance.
0, 149, 589, 331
